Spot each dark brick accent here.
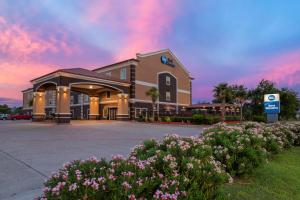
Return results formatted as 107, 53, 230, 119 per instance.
129, 65, 136, 99
158, 73, 177, 103
55, 113, 71, 124
32, 114, 45, 122
116, 115, 130, 121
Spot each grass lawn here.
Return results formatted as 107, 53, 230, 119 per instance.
219, 147, 300, 200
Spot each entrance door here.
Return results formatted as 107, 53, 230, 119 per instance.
108, 108, 117, 120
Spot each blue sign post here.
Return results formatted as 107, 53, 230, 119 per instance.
264, 94, 280, 123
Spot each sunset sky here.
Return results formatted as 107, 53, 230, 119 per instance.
0, 0, 300, 106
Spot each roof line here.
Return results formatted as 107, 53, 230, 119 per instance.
92, 58, 139, 71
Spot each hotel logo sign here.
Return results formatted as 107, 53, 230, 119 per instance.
161, 55, 175, 67
264, 94, 280, 114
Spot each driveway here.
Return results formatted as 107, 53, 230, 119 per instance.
0, 120, 204, 200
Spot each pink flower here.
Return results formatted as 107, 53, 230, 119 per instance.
128, 194, 136, 200
122, 181, 132, 190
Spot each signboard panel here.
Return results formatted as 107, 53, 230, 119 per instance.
264, 94, 280, 114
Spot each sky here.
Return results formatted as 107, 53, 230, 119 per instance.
0, 0, 300, 107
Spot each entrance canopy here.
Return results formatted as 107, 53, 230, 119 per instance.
30, 68, 131, 123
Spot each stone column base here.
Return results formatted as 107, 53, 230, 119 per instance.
89, 114, 99, 120
32, 114, 45, 122
116, 114, 130, 121
55, 113, 71, 124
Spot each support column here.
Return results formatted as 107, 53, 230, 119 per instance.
89, 96, 99, 120
32, 92, 46, 122
117, 94, 129, 120
55, 86, 71, 124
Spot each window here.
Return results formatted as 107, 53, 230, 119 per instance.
120, 67, 126, 80
106, 91, 111, 99
70, 96, 74, 105
166, 91, 171, 101
166, 76, 171, 85
106, 72, 111, 77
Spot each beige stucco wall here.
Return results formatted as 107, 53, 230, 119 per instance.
56, 87, 70, 114
99, 91, 119, 102
135, 51, 191, 105
95, 66, 130, 81
136, 51, 191, 91
178, 92, 190, 105
23, 91, 33, 109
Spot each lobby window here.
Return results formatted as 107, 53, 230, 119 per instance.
106, 91, 111, 99
166, 76, 171, 85
166, 91, 171, 101
70, 96, 74, 105
120, 67, 126, 80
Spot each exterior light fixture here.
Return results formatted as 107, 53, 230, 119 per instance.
89, 85, 93, 89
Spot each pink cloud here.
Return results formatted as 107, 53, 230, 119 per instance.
115, 1, 181, 60
234, 50, 300, 89
0, 16, 81, 58
0, 60, 55, 99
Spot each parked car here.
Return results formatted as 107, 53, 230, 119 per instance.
9, 114, 32, 120
0, 114, 8, 120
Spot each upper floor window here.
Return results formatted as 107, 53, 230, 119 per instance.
166, 76, 171, 85
166, 91, 171, 101
106, 72, 112, 77
120, 67, 126, 80
106, 91, 111, 99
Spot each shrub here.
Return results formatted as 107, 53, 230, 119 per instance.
252, 115, 266, 122
192, 114, 220, 125
203, 125, 266, 176
224, 116, 240, 121
170, 117, 193, 123
163, 116, 172, 122
40, 122, 300, 200
41, 135, 229, 200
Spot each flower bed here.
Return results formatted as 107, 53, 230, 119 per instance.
39, 122, 300, 200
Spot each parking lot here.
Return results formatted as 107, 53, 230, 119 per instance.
0, 120, 203, 200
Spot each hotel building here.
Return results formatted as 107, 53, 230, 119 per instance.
22, 49, 193, 123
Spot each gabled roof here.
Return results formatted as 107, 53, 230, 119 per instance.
92, 59, 139, 72
30, 68, 129, 83
136, 49, 192, 78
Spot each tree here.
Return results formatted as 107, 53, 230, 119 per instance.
279, 88, 299, 120
248, 79, 279, 117
231, 85, 248, 121
145, 87, 160, 119
213, 83, 232, 122
0, 104, 11, 114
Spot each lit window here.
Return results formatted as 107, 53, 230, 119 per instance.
120, 68, 126, 80
106, 72, 111, 77
106, 91, 111, 99
166, 91, 171, 101
166, 76, 171, 85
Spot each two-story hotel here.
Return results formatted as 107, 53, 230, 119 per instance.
22, 49, 193, 123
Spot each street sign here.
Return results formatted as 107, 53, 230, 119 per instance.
264, 94, 280, 114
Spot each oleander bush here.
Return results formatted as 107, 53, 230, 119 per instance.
40, 122, 300, 200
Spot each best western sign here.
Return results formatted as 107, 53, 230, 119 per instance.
264, 94, 280, 114
161, 55, 175, 67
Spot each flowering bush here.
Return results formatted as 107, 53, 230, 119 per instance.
203, 125, 266, 176
203, 122, 300, 176
40, 122, 300, 200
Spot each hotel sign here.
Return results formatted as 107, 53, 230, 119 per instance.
264, 94, 280, 114
161, 55, 175, 67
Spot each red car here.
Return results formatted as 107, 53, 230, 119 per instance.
9, 114, 32, 120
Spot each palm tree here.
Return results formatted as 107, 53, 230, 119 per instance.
213, 83, 232, 122
146, 87, 160, 119
231, 85, 248, 121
